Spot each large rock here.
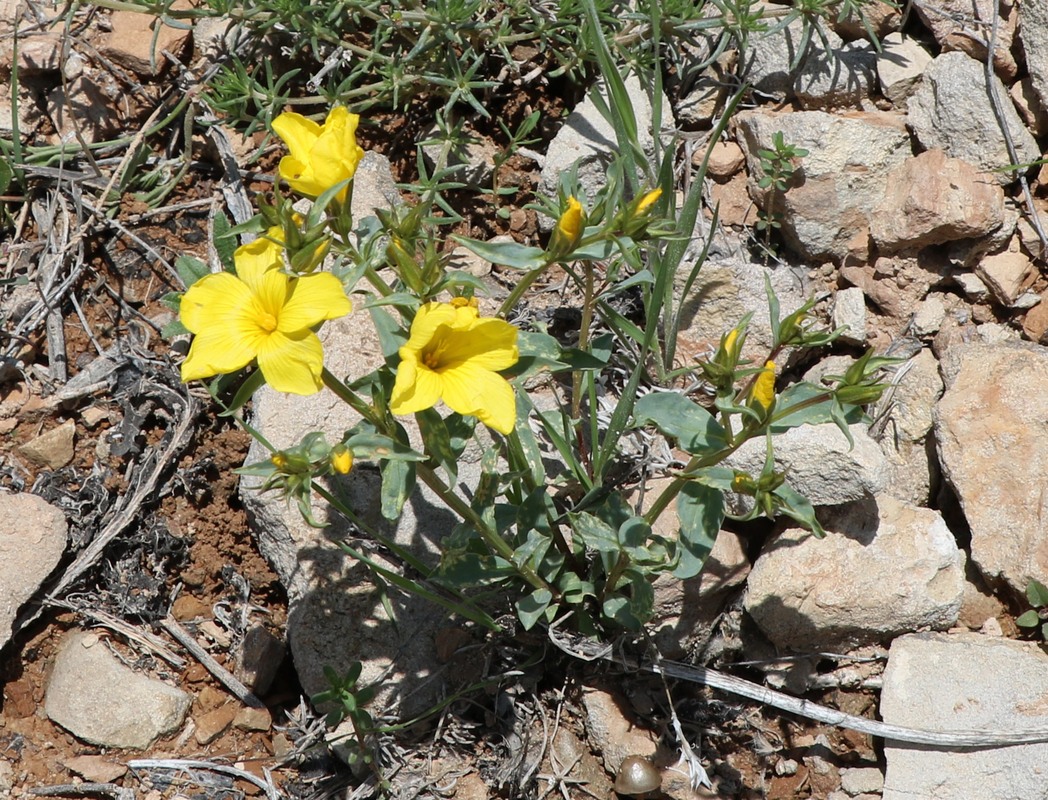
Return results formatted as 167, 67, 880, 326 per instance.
727, 423, 889, 508
935, 342, 1048, 595
744, 496, 964, 650
45, 630, 190, 749
875, 33, 932, 106
913, 0, 1018, 79
0, 492, 67, 650
881, 632, 1048, 799
794, 41, 876, 110
907, 51, 1038, 185
1023, 1, 1048, 114
738, 14, 843, 100
869, 150, 1005, 252
735, 109, 911, 261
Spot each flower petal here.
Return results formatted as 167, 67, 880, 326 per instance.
437, 319, 518, 371
402, 302, 459, 354
278, 272, 352, 332
440, 363, 516, 434
256, 329, 325, 394
179, 273, 253, 334
390, 353, 443, 415
272, 112, 321, 162
180, 324, 263, 382
234, 235, 284, 292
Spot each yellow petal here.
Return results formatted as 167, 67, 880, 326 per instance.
234, 235, 284, 292
402, 302, 459, 354
272, 112, 321, 163
557, 196, 583, 241
440, 362, 516, 434
180, 324, 263, 381
636, 188, 662, 215
390, 354, 443, 415
179, 272, 253, 334
752, 360, 776, 412
277, 272, 351, 332
434, 319, 518, 371
256, 329, 325, 394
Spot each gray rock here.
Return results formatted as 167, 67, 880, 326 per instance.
907, 51, 1038, 185
744, 496, 964, 650
420, 125, 499, 188
794, 40, 876, 109
739, 15, 843, 100
876, 33, 932, 105
883, 348, 943, 443
935, 342, 1048, 595
538, 74, 671, 226
1024, 1, 1048, 114
735, 109, 911, 261
0, 493, 66, 650
728, 423, 889, 508
953, 271, 989, 302
881, 631, 1048, 800
831, 286, 867, 344
913, 0, 1018, 79
45, 630, 190, 749
17, 419, 75, 469
911, 294, 946, 338
840, 767, 884, 795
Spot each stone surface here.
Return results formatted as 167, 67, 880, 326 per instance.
911, 294, 946, 338
840, 767, 883, 795
907, 51, 1038, 185
739, 15, 842, 100
913, 0, 1018, 79
935, 342, 1048, 595
194, 704, 236, 745
794, 40, 875, 110
233, 624, 284, 695
581, 686, 658, 773
875, 32, 932, 105
706, 141, 746, 180
1011, 77, 1048, 138
101, 0, 193, 75
0, 492, 67, 650
881, 631, 1048, 799
735, 109, 911, 261
727, 423, 889, 508
539, 74, 672, 223
744, 496, 964, 650
975, 250, 1036, 307
62, 756, 127, 784
869, 150, 1005, 252
45, 630, 191, 749
1023, 0, 1048, 114
17, 419, 75, 469
831, 286, 866, 344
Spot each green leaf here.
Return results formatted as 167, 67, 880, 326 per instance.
770, 382, 864, 432
344, 432, 426, 461
634, 392, 729, 454
570, 511, 620, 557
452, 236, 546, 270
380, 456, 415, 521
674, 481, 724, 579
773, 482, 826, 538
211, 210, 237, 272
516, 588, 553, 631
175, 255, 210, 289
0, 158, 13, 195
416, 408, 458, 484
369, 305, 407, 362
1027, 579, 1048, 609
1016, 610, 1041, 628
160, 318, 189, 339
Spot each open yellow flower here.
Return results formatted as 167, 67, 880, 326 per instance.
390, 301, 519, 434
272, 106, 365, 202
179, 235, 351, 395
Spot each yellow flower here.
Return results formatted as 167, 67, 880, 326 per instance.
751, 360, 776, 414
548, 196, 584, 256
635, 188, 662, 215
330, 445, 353, 475
271, 106, 365, 202
179, 235, 351, 395
390, 301, 519, 434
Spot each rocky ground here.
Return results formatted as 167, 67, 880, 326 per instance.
3, 0, 1048, 798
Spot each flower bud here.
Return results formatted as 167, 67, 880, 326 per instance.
330, 445, 353, 475
547, 196, 584, 256
750, 361, 776, 416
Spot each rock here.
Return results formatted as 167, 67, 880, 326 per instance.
735, 109, 911, 261
449, 238, 509, 278
875, 33, 932, 106
234, 705, 272, 732
953, 271, 989, 302
906, 51, 1038, 185
673, 254, 809, 368
913, 0, 1018, 80
727, 423, 889, 508
45, 630, 191, 749
1022, 292, 1048, 343
974, 250, 1036, 307
101, 1, 193, 76
881, 348, 943, 443
1023, 1, 1048, 114
16, 31, 63, 74
744, 496, 964, 650
539, 74, 672, 225
739, 15, 844, 100
935, 342, 1048, 595
1010, 77, 1048, 138
0, 493, 66, 650
348, 151, 402, 221
194, 704, 237, 745
831, 286, 867, 344
705, 141, 746, 180
833, 0, 900, 40
420, 124, 500, 187
881, 631, 1048, 799
869, 150, 1005, 252
233, 625, 284, 695
677, 50, 736, 126
62, 756, 127, 784
840, 767, 883, 795
581, 686, 658, 773
911, 294, 946, 337
794, 40, 876, 110
17, 419, 75, 469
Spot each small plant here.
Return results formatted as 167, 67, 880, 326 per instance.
312, 663, 382, 779
1016, 579, 1048, 639
754, 130, 808, 257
